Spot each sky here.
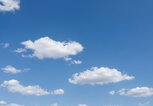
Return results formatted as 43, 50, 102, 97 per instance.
0, 0, 153, 106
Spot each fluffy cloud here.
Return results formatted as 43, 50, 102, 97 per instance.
69, 67, 134, 85
17, 37, 83, 59
0, 100, 23, 106
1, 79, 64, 96
0, 0, 20, 12
1, 65, 28, 74
110, 87, 153, 97
78, 104, 88, 106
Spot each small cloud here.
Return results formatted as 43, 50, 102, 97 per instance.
0, 100, 23, 106
109, 90, 116, 95
14, 48, 27, 53
110, 87, 153, 97
50, 89, 64, 95
64, 57, 72, 61
0, 0, 20, 12
71, 60, 82, 65
1, 65, 28, 74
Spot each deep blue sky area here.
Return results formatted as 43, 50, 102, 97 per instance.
0, 0, 153, 106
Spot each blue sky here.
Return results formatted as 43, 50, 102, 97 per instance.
0, 0, 153, 106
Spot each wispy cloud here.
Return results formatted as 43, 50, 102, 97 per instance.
1, 79, 64, 96
110, 87, 153, 97
1, 65, 29, 74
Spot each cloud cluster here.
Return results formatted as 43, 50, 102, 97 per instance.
0, 0, 20, 12
0, 100, 23, 106
17, 37, 83, 59
69, 67, 134, 85
1, 65, 26, 74
1, 79, 64, 96
110, 87, 153, 97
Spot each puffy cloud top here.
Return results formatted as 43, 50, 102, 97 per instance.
19, 37, 83, 59
69, 67, 134, 85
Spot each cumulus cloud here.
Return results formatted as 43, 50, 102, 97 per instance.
1, 79, 64, 96
0, 0, 20, 12
17, 37, 83, 59
1, 65, 28, 74
110, 87, 153, 97
0, 100, 23, 106
69, 67, 134, 85
78, 104, 88, 106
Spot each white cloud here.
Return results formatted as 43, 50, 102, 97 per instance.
64, 57, 72, 61
0, 100, 23, 106
111, 87, 153, 97
64, 57, 82, 65
0, 0, 20, 12
1, 65, 27, 74
78, 104, 88, 106
69, 67, 134, 85
14, 48, 27, 53
18, 37, 83, 59
71, 60, 82, 65
50, 89, 64, 95
109, 90, 115, 95
1, 79, 64, 96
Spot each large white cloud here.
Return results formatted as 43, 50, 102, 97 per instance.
69, 67, 134, 85
0, 100, 23, 106
110, 87, 153, 97
1, 79, 64, 96
0, 0, 20, 12
17, 37, 83, 59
